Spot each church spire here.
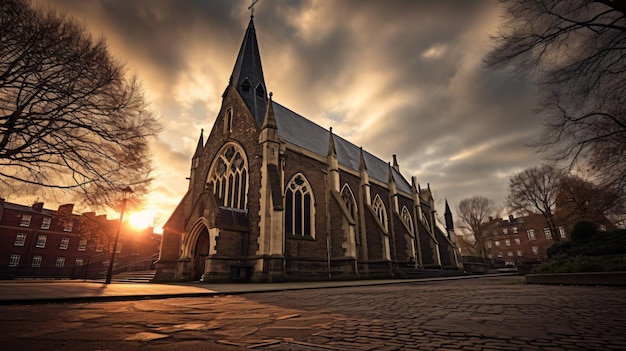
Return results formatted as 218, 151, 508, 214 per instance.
444, 199, 454, 230
230, 16, 267, 127
193, 129, 204, 159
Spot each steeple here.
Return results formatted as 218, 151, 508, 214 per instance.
193, 129, 204, 159
444, 199, 454, 230
230, 17, 267, 127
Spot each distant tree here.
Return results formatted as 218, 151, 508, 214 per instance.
0, 0, 160, 207
507, 164, 565, 241
485, 0, 626, 201
557, 174, 623, 228
456, 196, 499, 259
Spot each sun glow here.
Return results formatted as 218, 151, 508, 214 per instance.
127, 210, 156, 230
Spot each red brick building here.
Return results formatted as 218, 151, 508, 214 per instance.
0, 198, 160, 279
155, 16, 462, 283
476, 213, 615, 265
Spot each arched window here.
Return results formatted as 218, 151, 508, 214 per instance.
372, 195, 388, 232
401, 206, 414, 234
340, 184, 357, 222
285, 174, 315, 238
207, 143, 248, 210
224, 108, 233, 133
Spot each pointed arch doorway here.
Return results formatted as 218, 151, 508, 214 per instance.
193, 226, 210, 281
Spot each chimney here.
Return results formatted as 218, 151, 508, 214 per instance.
32, 202, 44, 212
57, 204, 74, 216
508, 214, 515, 222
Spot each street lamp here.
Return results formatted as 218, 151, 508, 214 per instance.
105, 186, 133, 284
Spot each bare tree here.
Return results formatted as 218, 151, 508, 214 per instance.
485, 0, 626, 200
507, 164, 565, 241
557, 174, 624, 228
456, 196, 499, 259
0, 0, 160, 207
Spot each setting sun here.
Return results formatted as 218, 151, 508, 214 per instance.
127, 210, 156, 229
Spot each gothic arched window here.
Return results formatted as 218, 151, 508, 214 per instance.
401, 206, 414, 234
285, 174, 315, 238
224, 108, 233, 133
207, 143, 248, 210
340, 184, 357, 222
372, 195, 388, 232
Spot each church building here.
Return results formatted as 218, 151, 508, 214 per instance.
155, 14, 462, 283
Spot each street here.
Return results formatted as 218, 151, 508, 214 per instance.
1, 276, 625, 350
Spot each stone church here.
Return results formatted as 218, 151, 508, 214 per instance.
155, 15, 462, 283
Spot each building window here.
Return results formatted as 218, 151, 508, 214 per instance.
75, 258, 84, 266
14, 233, 27, 247
9, 255, 20, 267
599, 224, 607, 231
224, 108, 233, 133
487, 241, 493, 249
256, 84, 265, 99
372, 195, 388, 232
96, 244, 103, 252
512, 227, 518, 233
531, 246, 539, 254
495, 240, 500, 246
36, 235, 47, 248
32, 255, 42, 268
544, 228, 552, 239
78, 240, 87, 251
527, 229, 536, 240
59, 237, 70, 250
285, 174, 315, 238
63, 220, 73, 232
208, 143, 249, 210
558, 227, 566, 239
20, 214, 32, 227
507, 251, 514, 257
517, 250, 523, 256
115, 242, 122, 254
401, 206, 415, 234
505, 239, 511, 246
341, 184, 357, 222
514, 238, 521, 245
56, 257, 65, 268
41, 217, 51, 229
503, 228, 508, 234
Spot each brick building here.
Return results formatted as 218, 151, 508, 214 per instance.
155, 16, 462, 283
468, 213, 615, 265
0, 198, 160, 279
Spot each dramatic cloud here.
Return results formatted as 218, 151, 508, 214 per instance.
19, 0, 544, 227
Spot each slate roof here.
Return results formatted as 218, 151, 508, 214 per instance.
230, 18, 267, 127
272, 101, 413, 194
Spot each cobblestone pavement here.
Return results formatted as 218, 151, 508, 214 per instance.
1, 276, 625, 350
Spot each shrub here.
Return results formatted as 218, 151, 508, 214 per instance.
532, 254, 626, 274
569, 220, 597, 242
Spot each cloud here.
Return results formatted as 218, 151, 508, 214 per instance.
22, 0, 544, 224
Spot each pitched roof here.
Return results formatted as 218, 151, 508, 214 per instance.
230, 18, 267, 126
272, 101, 412, 194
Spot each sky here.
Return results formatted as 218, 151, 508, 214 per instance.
21, 0, 544, 229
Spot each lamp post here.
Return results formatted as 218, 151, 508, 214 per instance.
105, 186, 133, 284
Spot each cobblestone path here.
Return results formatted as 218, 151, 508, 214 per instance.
1, 276, 625, 350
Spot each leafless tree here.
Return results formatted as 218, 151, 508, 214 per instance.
557, 174, 624, 228
485, 0, 626, 200
456, 195, 499, 259
507, 164, 565, 241
0, 0, 160, 208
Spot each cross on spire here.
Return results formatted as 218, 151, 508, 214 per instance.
248, 0, 260, 18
